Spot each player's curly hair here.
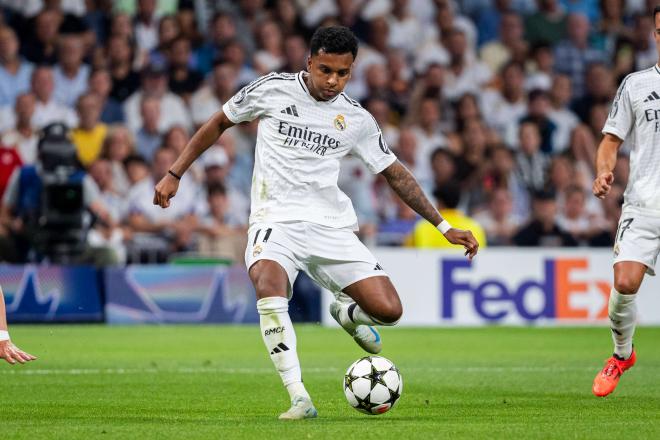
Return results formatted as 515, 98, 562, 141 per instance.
310, 26, 358, 60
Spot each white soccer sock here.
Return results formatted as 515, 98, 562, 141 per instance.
340, 302, 398, 328
609, 288, 637, 359
257, 296, 310, 401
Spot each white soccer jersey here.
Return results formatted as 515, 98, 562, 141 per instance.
603, 65, 660, 214
222, 71, 396, 229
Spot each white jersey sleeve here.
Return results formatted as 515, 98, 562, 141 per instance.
351, 112, 397, 174
602, 75, 634, 141
222, 74, 274, 124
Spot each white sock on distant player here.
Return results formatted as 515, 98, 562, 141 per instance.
257, 296, 310, 401
609, 288, 636, 359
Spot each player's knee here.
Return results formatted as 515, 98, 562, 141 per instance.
375, 301, 403, 325
614, 276, 641, 295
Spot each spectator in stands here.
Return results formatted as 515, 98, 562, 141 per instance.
167, 36, 203, 101
557, 185, 611, 246
430, 148, 458, 194
394, 128, 422, 184
107, 35, 140, 102
476, 0, 513, 46
20, 10, 59, 64
525, 42, 555, 91
479, 11, 526, 73
524, 0, 567, 46
126, 147, 198, 262
149, 15, 179, 68
453, 93, 481, 133
134, 95, 162, 161
87, 157, 129, 263
0, 27, 34, 107
72, 93, 107, 167
195, 182, 246, 262
30, 66, 78, 129
200, 146, 249, 228
253, 20, 286, 75
443, 27, 492, 101
407, 180, 487, 248
510, 89, 557, 154
410, 96, 449, 183
88, 68, 124, 124
481, 61, 527, 139
281, 34, 308, 73
482, 144, 530, 219
102, 125, 134, 196
220, 38, 258, 86
124, 62, 191, 134
554, 13, 606, 99
386, 0, 425, 57
631, 12, 656, 70
571, 62, 616, 122
515, 121, 549, 192
548, 74, 580, 153
53, 34, 90, 107
365, 96, 399, 147
189, 62, 238, 127
473, 187, 522, 245
134, 0, 160, 54
513, 189, 578, 247
196, 12, 237, 75
1, 93, 38, 164
123, 154, 150, 186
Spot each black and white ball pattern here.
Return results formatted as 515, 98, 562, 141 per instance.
343, 356, 402, 415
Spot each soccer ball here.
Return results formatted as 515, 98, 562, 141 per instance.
343, 355, 402, 415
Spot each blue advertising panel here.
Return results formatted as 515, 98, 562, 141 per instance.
104, 265, 260, 324
1, 265, 103, 322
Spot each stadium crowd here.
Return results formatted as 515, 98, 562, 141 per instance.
0, 0, 654, 264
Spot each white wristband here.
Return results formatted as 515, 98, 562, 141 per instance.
0, 330, 9, 341
437, 220, 452, 235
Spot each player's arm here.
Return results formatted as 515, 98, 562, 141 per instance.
593, 133, 623, 199
0, 286, 36, 365
380, 160, 479, 258
153, 111, 235, 208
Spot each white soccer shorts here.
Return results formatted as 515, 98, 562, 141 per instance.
245, 221, 388, 298
613, 207, 660, 276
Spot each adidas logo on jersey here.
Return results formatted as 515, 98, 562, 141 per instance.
643, 91, 660, 102
281, 105, 299, 117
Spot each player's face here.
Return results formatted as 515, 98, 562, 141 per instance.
306, 50, 353, 101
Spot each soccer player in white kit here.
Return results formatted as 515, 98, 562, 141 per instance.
154, 26, 479, 418
592, 6, 660, 397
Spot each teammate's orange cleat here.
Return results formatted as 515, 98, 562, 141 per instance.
592, 349, 636, 397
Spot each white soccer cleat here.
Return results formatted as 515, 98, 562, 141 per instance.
329, 301, 382, 354
278, 396, 318, 420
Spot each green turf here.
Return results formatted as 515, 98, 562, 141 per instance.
2, 325, 660, 439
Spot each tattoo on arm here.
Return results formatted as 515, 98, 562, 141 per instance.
381, 160, 442, 226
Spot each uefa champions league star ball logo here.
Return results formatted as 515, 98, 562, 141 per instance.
334, 114, 346, 131
233, 87, 247, 105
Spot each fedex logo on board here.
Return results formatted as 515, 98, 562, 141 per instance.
442, 259, 611, 322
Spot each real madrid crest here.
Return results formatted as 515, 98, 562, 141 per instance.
334, 114, 346, 131
253, 244, 263, 257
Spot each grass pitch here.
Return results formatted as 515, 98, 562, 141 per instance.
2, 325, 660, 439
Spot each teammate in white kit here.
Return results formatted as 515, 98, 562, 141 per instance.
154, 26, 479, 418
592, 6, 660, 398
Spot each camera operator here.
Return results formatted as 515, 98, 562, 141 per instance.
0, 123, 115, 264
